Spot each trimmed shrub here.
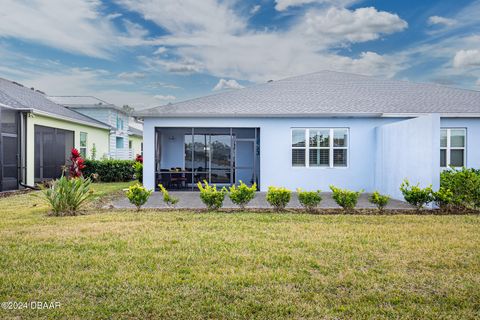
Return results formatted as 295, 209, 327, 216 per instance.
432, 187, 454, 211
158, 184, 179, 207
369, 191, 390, 211
197, 180, 227, 211
266, 186, 291, 211
228, 181, 257, 210
400, 179, 433, 211
329, 185, 362, 212
41, 176, 93, 216
83, 159, 135, 182
440, 167, 480, 210
297, 189, 322, 212
126, 183, 152, 211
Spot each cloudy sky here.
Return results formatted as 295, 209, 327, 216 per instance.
0, 0, 479, 109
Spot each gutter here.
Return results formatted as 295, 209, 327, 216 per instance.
381, 113, 480, 118
136, 111, 480, 119
0, 102, 30, 111
135, 112, 384, 118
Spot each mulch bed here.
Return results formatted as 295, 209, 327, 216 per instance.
99, 206, 480, 215
0, 188, 34, 199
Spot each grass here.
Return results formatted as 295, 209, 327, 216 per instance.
0, 183, 479, 319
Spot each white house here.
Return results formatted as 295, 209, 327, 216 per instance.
49, 96, 143, 160
136, 71, 480, 200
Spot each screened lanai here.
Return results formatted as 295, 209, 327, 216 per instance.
154, 127, 260, 190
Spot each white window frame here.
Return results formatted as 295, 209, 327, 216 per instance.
291, 128, 349, 168
441, 128, 466, 168
79, 132, 87, 158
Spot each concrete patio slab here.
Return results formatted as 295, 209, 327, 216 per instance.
111, 192, 413, 210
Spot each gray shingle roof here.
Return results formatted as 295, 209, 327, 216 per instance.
0, 78, 110, 129
48, 95, 125, 112
129, 126, 143, 137
136, 71, 480, 118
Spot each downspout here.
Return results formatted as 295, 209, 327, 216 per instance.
18, 111, 38, 190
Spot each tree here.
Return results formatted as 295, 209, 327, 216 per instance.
122, 104, 134, 115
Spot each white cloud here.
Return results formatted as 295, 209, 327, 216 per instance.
301, 7, 408, 44
250, 5, 261, 15
0, 52, 164, 109
147, 82, 181, 89
453, 49, 480, 68
0, 0, 120, 58
140, 56, 203, 74
106, 12, 123, 20
122, 1, 407, 82
154, 47, 168, 55
213, 79, 245, 91
154, 94, 176, 101
161, 60, 203, 74
428, 16, 456, 27
115, 0, 245, 35
123, 20, 149, 38
118, 72, 146, 80
274, 0, 357, 11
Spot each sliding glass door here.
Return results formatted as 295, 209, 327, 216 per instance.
210, 134, 231, 184
156, 127, 259, 190
234, 140, 255, 185
185, 132, 232, 185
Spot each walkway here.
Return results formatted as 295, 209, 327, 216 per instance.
111, 192, 413, 210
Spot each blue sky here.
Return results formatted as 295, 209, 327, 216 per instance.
0, 0, 479, 109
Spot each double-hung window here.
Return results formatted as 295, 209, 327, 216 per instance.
440, 128, 466, 167
116, 115, 124, 130
79, 132, 87, 158
292, 128, 348, 168
116, 137, 124, 149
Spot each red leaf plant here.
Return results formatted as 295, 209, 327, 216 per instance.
135, 154, 143, 163
70, 148, 85, 178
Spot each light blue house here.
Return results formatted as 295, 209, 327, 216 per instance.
137, 71, 480, 200
49, 96, 143, 160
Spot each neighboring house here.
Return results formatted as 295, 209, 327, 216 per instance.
48, 96, 143, 160
129, 126, 143, 159
137, 71, 480, 200
0, 78, 110, 191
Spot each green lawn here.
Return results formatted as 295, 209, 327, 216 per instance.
0, 183, 479, 319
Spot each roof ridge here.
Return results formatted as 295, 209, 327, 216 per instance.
48, 95, 114, 105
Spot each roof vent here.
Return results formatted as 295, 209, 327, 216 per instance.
267, 80, 273, 83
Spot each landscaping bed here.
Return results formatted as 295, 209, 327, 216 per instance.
104, 207, 479, 215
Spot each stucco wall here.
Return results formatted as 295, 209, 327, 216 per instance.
129, 135, 143, 159
26, 113, 110, 185
441, 118, 480, 169
375, 115, 441, 200
143, 117, 408, 191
